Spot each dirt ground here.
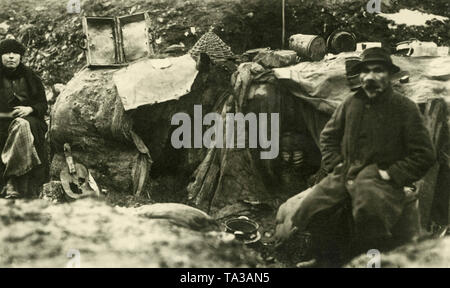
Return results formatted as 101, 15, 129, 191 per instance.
0, 197, 269, 268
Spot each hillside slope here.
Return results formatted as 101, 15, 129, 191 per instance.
0, 0, 448, 86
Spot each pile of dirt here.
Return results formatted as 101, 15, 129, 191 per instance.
0, 198, 263, 268
346, 237, 450, 268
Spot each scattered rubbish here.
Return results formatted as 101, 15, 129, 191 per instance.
397, 40, 438, 57
243, 199, 262, 206
400, 75, 410, 84
242, 47, 271, 62
265, 256, 275, 263
289, 34, 326, 61
356, 42, 382, 52
164, 43, 186, 54
207, 231, 236, 243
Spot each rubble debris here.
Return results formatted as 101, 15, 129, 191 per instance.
40, 181, 66, 203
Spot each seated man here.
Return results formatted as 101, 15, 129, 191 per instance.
0, 38, 48, 199
292, 48, 436, 265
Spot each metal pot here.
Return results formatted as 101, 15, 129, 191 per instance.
224, 216, 260, 243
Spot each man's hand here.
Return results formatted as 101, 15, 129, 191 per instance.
12, 106, 33, 118
378, 169, 391, 181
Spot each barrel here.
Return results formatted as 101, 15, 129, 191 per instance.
327, 31, 356, 54
289, 34, 326, 61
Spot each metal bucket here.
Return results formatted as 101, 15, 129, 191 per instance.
327, 31, 356, 54
289, 34, 326, 61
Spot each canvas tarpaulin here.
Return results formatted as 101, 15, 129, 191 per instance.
273, 53, 450, 115
113, 54, 199, 111
271, 53, 450, 236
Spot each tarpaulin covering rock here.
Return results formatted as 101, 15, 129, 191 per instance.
49, 67, 151, 195
113, 55, 199, 111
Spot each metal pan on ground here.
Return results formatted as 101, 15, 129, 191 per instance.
224, 216, 261, 244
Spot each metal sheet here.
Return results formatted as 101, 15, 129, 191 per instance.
83, 17, 118, 66
118, 12, 153, 62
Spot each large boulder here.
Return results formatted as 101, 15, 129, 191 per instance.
49, 67, 149, 194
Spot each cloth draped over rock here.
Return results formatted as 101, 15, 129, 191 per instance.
188, 62, 281, 217
50, 67, 152, 195
274, 53, 450, 114
113, 54, 199, 111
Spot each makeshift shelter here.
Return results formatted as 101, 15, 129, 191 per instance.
50, 32, 449, 229
188, 51, 450, 225
49, 50, 236, 201
273, 53, 450, 229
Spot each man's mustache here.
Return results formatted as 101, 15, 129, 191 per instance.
363, 80, 380, 90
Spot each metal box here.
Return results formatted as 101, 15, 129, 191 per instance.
117, 12, 154, 62
82, 13, 154, 67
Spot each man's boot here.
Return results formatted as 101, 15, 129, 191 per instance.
4, 177, 20, 199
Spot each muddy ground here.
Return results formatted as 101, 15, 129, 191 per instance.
0, 197, 270, 268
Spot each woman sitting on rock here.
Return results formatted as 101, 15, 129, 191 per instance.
0, 38, 48, 199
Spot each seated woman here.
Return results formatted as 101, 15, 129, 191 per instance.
0, 38, 48, 199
